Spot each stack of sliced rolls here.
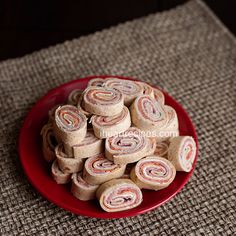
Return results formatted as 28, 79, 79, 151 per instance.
41, 77, 197, 212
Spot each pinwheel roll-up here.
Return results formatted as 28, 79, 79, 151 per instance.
40, 123, 57, 162
155, 106, 179, 141
83, 154, 126, 185
51, 160, 71, 184
153, 88, 165, 105
168, 136, 196, 172
130, 95, 167, 131
71, 172, 99, 201
91, 106, 131, 139
105, 127, 149, 165
96, 179, 143, 212
73, 129, 104, 159
87, 78, 105, 87
130, 156, 176, 190
154, 140, 169, 158
55, 144, 84, 174
67, 89, 83, 106
83, 86, 124, 116
104, 78, 143, 106
53, 105, 87, 146
163, 105, 179, 131
137, 81, 154, 98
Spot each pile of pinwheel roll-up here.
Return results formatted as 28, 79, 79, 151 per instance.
41, 77, 197, 212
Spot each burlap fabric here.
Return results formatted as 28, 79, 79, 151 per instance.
1, 0, 235, 235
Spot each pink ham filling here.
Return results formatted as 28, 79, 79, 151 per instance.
87, 156, 118, 174
56, 106, 85, 131
85, 89, 122, 105
93, 108, 127, 126
139, 161, 174, 184
103, 186, 141, 210
107, 133, 146, 154
181, 138, 195, 161
138, 96, 165, 122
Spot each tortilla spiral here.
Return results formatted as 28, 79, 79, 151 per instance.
51, 160, 71, 184
137, 81, 154, 97
67, 89, 83, 106
55, 144, 84, 174
83, 154, 126, 185
168, 136, 196, 172
153, 88, 165, 105
96, 179, 143, 212
71, 172, 99, 201
83, 86, 124, 116
73, 129, 104, 159
105, 127, 149, 165
40, 123, 57, 162
87, 78, 105, 87
130, 95, 167, 131
130, 156, 176, 190
104, 78, 143, 106
91, 106, 131, 139
53, 105, 87, 148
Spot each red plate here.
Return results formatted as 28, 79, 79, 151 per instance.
19, 75, 198, 218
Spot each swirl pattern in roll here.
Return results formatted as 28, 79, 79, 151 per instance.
96, 179, 143, 212
73, 129, 104, 159
154, 140, 169, 158
91, 106, 131, 139
130, 156, 176, 190
83, 86, 124, 116
67, 89, 83, 106
88, 78, 105, 87
83, 154, 126, 185
137, 81, 154, 97
51, 160, 71, 184
168, 136, 196, 172
53, 105, 87, 146
71, 172, 99, 201
153, 88, 165, 105
130, 95, 167, 131
55, 144, 84, 174
155, 105, 179, 141
164, 105, 179, 131
104, 78, 143, 106
40, 123, 57, 162
105, 127, 149, 165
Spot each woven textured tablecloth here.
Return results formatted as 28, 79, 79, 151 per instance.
1, 0, 236, 235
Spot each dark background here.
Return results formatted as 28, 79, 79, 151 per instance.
0, 0, 235, 61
